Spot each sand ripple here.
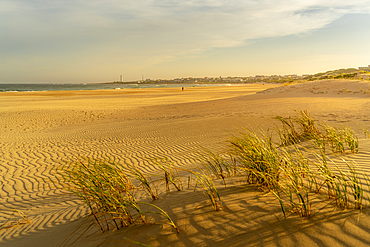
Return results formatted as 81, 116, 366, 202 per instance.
1, 83, 370, 246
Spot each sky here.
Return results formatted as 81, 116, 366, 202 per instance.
1, 1, 370, 83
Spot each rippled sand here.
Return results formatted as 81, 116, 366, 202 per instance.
1, 81, 370, 246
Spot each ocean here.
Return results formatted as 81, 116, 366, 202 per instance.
0, 83, 233, 92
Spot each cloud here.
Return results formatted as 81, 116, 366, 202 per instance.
2, 1, 370, 66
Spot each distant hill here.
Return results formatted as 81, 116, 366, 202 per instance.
303, 68, 362, 80
315, 68, 358, 76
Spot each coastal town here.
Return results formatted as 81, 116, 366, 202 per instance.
111, 66, 370, 85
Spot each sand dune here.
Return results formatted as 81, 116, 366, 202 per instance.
1, 80, 370, 246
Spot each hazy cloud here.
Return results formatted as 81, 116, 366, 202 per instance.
1, 0, 370, 74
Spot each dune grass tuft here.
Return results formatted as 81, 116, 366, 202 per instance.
274, 110, 359, 154
294, 110, 321, 139
229, 129, 281, 190
62, 159, 179, 233
323, 125, 359, 153
225, 111, 367, 217
189, 168, 223, 211
156, 160, 183, 192
274, 115, 300, 145
126, 164, 159, 200
274, 110, 321, 146
200, 150, 236, 187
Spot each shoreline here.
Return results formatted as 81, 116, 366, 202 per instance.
0, 82, 268, 94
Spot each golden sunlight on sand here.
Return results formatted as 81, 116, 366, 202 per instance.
1, 80, 370, 246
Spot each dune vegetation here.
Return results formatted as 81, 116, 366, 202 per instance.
61, 110, 369, 238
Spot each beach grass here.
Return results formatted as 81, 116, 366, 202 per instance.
199, 150, 235, 186
274, 110, 359, 154
189, 167, 223, 211
156, 159, 183, 192
224, 111, 368, 217
62, 159, 179, 233
60, 110, 369, 241
126, 164, 159, 200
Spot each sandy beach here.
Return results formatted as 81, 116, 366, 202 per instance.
1, 80, 370, 247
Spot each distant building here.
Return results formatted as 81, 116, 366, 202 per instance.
120, 75, 123, 82
359, 65, 370, 72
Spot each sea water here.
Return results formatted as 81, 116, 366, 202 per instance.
0, 83, 234, 92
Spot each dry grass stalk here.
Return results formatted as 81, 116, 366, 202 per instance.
156, 160, 182, 192
0, 209, 31, 230
200, 151, 236, 187
185, 168, 223, 211
127, 164, 158, 200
